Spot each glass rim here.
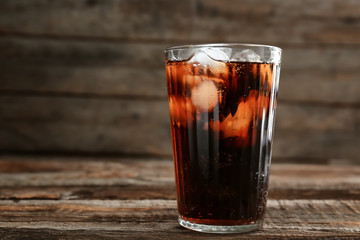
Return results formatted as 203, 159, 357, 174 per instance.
165, 43, 282, 53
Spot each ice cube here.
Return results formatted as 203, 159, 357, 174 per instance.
189, 48, 230, 64
210, 99, 253, 140
183, 75, 202, 89
189, 48, 230, 77
224, 101, 252, 137
191, 80, 218, 111
231, 49, 261, 62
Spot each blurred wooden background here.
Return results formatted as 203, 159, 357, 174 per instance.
0, 0, 359, 164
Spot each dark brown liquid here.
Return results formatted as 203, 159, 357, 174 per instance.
166, 59, 276, 226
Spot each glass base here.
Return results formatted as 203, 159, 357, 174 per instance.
178, 217, 261, 234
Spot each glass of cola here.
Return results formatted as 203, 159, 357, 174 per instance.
165, 44, 282, 233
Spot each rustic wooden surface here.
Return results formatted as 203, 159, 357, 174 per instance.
1, 1, 359, 238
0, 156, 359, 239
0, 40, 359, 159
0, 0, 360, 163
1, 95, 359, 160
1, 0, 360, 44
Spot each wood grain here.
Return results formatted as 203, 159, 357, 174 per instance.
1, 96, 359, 160
0, 157, 359, 200
0, 96, 172, 155
0, 0, 194, 41
0, 65, 167, 99
0, 198, 355, 223
0, 225, 358, 240
1, 1, 360, 163
1, 60, 360, 104
1, 186, 359, 201
1, 37, 360, 104
0, 37, 166, 68
273, 130, 360, 160
4, 37, 360, 70
192, 0, 360, 45
0, 0, 359, 237
0, 157, 359, 239
0, 200, 358, 238
280, 70, 360, 104
0, 0, 360, 45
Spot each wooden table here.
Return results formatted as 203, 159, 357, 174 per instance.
0, 156, 359, 239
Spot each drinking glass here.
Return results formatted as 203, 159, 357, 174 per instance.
165, 44, 282, 233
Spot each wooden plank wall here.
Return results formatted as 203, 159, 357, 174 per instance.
0, 0, 359, 163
